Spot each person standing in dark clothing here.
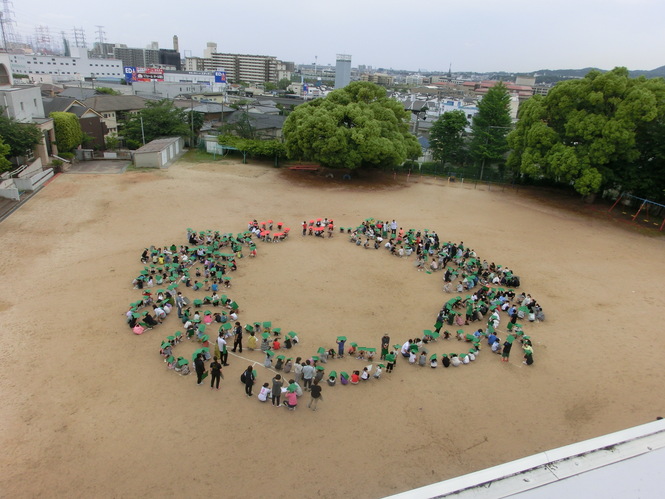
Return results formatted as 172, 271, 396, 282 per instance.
232, 321, 243, 353
243, 365, 255, 396
308, 380, 323, 411
194, 353, 206, 386
209, 356, 223, 390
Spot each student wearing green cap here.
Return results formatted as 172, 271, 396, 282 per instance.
523, 343, 534, 366
385, 352, 396, 373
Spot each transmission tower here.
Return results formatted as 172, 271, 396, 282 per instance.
72, 26, 86, 48
34, 25, 52, 54
1, 0, 19, 46
95, 25, 106, 44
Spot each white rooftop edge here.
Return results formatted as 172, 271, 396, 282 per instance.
383, 419, 665, 499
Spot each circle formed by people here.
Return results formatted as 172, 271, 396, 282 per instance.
126, 217, 544, 409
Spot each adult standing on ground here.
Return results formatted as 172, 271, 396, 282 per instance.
210, 356, 223, 390
217, 332, 229, 366
502, 336, 514, 363
176, 292, 185, 318
242, 365, 255, 396
302, 360, 315, 391
380, 333, 390, 360
271, 374, 284, 407
232, 321, 243, 353
308, 380, 323, 411
194, 353, 206, 386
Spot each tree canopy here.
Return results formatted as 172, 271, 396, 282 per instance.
507, 67, 665, 198
0, 137, 12, 171
0, 112, 42, 161
122, 100, 196, 148
429, 110, 469, 166
283, 81, 421, 170
469, 82, 512, 173
50, 112, 83, 152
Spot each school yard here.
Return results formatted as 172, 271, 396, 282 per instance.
1, 158, 664, 498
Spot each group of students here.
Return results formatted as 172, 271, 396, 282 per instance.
302, 217, 335, 238
138, 220, 544, 415
127, 225, 291, 335
247, 219, 291, 242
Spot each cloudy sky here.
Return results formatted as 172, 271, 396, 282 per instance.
11, 0, 665, 73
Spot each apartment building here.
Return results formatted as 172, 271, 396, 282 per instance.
203, 53, 278, 84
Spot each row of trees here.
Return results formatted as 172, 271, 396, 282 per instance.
428, 82, 513, 178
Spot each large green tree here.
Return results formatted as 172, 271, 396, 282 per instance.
507, 67, 665, 198
283, 81, 421, 169
469, 82, 512, 179
122, 100, 192, 147
0, 137, 12, 171
0, 112, 42, 162
429, 110, 469, 166
50, 112, 83, 152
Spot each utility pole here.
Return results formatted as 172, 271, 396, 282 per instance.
140, 116, 146, 146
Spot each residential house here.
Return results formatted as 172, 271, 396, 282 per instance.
0, 56, 58, 168
225, 111, 286, 140
42, 97, 107, 149
82, 95, 147, 137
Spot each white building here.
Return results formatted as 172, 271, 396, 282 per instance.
8, 47, 124, 83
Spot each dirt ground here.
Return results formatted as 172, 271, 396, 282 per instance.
1, 159, 664, 499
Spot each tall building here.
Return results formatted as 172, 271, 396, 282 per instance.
159, 49, 181, 71
113, 47, 159, 68
8, 47, 123, 82
203, 42, 217, 59
173, 35, 179, 53
335, 54, 351, 89
204, 53, 278, 84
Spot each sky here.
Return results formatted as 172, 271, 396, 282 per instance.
9, 0, 665, 73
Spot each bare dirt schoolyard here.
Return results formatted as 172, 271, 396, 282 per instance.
1, 158, 664, 498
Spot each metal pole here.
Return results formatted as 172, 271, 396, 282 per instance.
140, 116, 146, 145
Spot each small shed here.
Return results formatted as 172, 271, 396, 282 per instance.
133, 137, 185, 168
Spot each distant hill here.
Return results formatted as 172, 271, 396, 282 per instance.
450, 66, 665, 85
531, 66, 665, 84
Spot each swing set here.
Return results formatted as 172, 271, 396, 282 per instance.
608, 193, 665, 231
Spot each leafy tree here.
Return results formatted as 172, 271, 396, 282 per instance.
429, 110, 469, 166
105, 132, 120, 150
0, 137, 12, 171
122, 100, 190, 147
264, 82, 277, 92
219, 111, 255, 139
0, 112, 42, 160
217, 134, 286, 160
507, 67, 665, 198
278, 78, 292, 90
50, 112, 83, 152
96, 87, 121, 96
283, 81, 421, 170
469, 82, 512, 178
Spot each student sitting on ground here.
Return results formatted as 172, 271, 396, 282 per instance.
258, 383, 271, 402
